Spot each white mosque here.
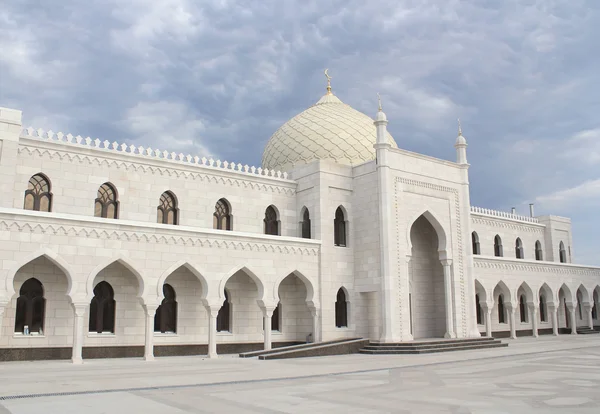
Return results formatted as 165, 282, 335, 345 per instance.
0, 73, 598, 363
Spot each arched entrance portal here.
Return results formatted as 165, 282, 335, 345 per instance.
408, 215, 447, 339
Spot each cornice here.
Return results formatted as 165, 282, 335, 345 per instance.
473, 256, 600, 276
0, 209, 320, 256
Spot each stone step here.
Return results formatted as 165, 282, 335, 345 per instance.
359, 342, 508, 355
368, 337, 496, 347
239, 338, 361, 358
362, 339, 504, 351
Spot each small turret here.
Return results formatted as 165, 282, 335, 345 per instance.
455, 119, 468, 164
374, 93, 389, 145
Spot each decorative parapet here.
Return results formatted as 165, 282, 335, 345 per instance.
20, 127, 290, 181
470, 206, 539, 224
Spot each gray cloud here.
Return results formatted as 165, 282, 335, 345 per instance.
2, 0, 599, 263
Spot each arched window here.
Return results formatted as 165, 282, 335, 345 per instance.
157, 191, 178, 225
14, 278, 45, 334
335, 288, 348, 328
515, 238, 524, 259
94, 182, 118, 219
475, 294, 482, 324
559, 241, 567, 263
497, 294, 506, 323
334, 207, 347, 247
564, 298, 569, 328
24, 173, 52, 212
535, 241, 543, 261
213, 198, 232, 230
155, 284, 177, 333
301, 208, 311, 239
539, 295, 547, 322
577, 291, 583, 320
592, 292, 598, 320
519, 295, 527, 323
89, 281, 116, 333
264, 205, 279, 236
472, 232, 480, 255
494, 235, 503, 257
271, 301, 281, 331
216, 290, 231, 332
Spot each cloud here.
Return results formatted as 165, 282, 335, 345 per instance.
536, 179, 600, 208
2, 0, 600, 263
124, 101, 211, 156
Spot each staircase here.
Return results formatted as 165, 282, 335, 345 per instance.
576, 327, 600, 335
360, 337, 507, 355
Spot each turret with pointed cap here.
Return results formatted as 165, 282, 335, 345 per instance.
455, 119, 468, 164
374, 93, 389, 145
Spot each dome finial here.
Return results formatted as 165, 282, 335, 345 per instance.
458, 118, 462, 136
324, 68, 332, 95
377, 93, 382, 112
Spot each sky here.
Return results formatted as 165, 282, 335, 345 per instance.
1, 0, 599, 264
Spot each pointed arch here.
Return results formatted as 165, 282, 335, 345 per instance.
515, 238, 524, 259
156, 260, 209, 301
558, 283, 575, 304
538, 283, 555, 305
474, 279, 488, 302
494, 235, 503, 257
300, 206, 311, 239
86, 254, 145, 300
516, 282, 534, 303
535, 240, 543, 261
272, 269, 316, 305
559, 241, 567, 263
406, 209, 448, 253
5, 248, 74, 299
471, 231, 480, 255
335, 286, 350, 328
264, 205, 280, 236
334, 205, 348, 247
493, 281, 512, 303
218, 265, 265, 302
576, 284, 591, 304
474, 280, 487, 325
592, 286, 600, 320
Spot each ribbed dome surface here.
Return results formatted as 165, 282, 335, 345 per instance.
262, 92, 397, 172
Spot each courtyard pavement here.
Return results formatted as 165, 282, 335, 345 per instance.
1, 335, 600, 413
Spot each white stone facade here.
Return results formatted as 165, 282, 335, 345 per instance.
0, 89, 598, 363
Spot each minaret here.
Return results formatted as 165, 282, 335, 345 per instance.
455, 119, 468, 164
374, 93, 389, 146
373, 94, 398, 342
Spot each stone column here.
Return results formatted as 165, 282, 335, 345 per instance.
441, 260, 456, 339
568, 304, 577, 335
143, 304, 158, 361
309, 305, 320, 343
262, 307, 275, 351
529, 304, 539, 338
585, 304, 594, 330
508, 305, 517, 339
549, 304, 559, 336
71, 303, 88, 364
484, 306, 493, 338
0, 303, 6, 340
205, 305, 219, 358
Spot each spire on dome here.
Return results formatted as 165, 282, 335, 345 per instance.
458, 118, 462, 136
377, 92, 382, 112
324, 68, 332, 95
